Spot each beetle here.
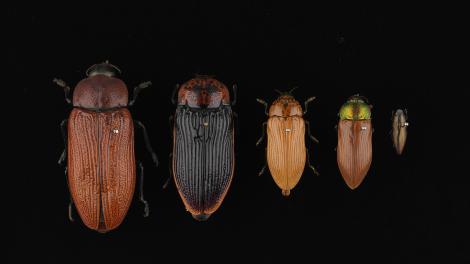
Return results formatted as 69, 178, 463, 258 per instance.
336, 94, 373, 190
391, 109, 409, 155
168, 75, 237, 221
256, 88, 319, 196
54, 61, 158, 232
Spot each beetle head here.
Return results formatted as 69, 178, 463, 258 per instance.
86, 60, 121, 77
270, 88, 303, 116
275, 87, 297, 97
274, 87, 298, 105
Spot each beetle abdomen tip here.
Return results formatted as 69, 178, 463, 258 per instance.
96, 228, 110, 234
347, 183, 360, 190
192, 213, 211, 221
282, 189, 291, 196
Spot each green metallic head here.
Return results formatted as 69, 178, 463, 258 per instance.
339, 95, 372, 120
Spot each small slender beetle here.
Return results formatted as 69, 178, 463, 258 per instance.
54, 61, 158, 233
336, 94, 373, 190
256, 88, 319, 197
168, 75, 237, 221
391, 109, 409, 155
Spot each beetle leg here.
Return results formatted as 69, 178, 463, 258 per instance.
63, 166, 75, 222
163, 153, 172, 189
58, 119, 68, 165
128, 81, 152, 106
231, 84, 237, 106
256, 122, 267, 146
135, 120, 159, 167
305, 121, 319, 144
137, 161, 150, 217
171, 84, 180, 105
303, 97, 316, 115
169, 114, 175, 136
68, 190, 75, 222
258, 164, 267, 176
163, 116, 174, 189
68, 198, 74, 222
258, 148, 267, 176
53, 78, 72, 104
256, 98, 269, 116
232, 111, 238, 132
306, 148, 319, 176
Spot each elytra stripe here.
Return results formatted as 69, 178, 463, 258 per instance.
266, 116, 306, 193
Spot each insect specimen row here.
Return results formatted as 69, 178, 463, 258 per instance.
54, 61, 409, 232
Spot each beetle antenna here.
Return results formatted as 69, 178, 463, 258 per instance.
274, 89, 283, 95
129, 81, 152, 106
303, 97, 316, 115
231, 84, 237, 106
288, 86, 298, 94
53, 78, 72, 104
256, 98, 269, 116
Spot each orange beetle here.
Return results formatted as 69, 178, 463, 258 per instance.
256, 88, 319, 196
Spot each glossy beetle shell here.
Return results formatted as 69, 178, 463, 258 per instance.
68, 108, 135, 232
266, 95, 307, 196
66, 65, 136, 232
392, 109, 408, 155
336, 95, 373, 189
172, 76, 234, 221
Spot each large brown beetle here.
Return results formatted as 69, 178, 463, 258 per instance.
54, 61, 158, 232
336, 94, 373, 190
167, 75, 237, 221
391, 109, 409, 155
256, 88, 319, 196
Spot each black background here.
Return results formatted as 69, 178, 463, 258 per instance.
11, 2, 469, 263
